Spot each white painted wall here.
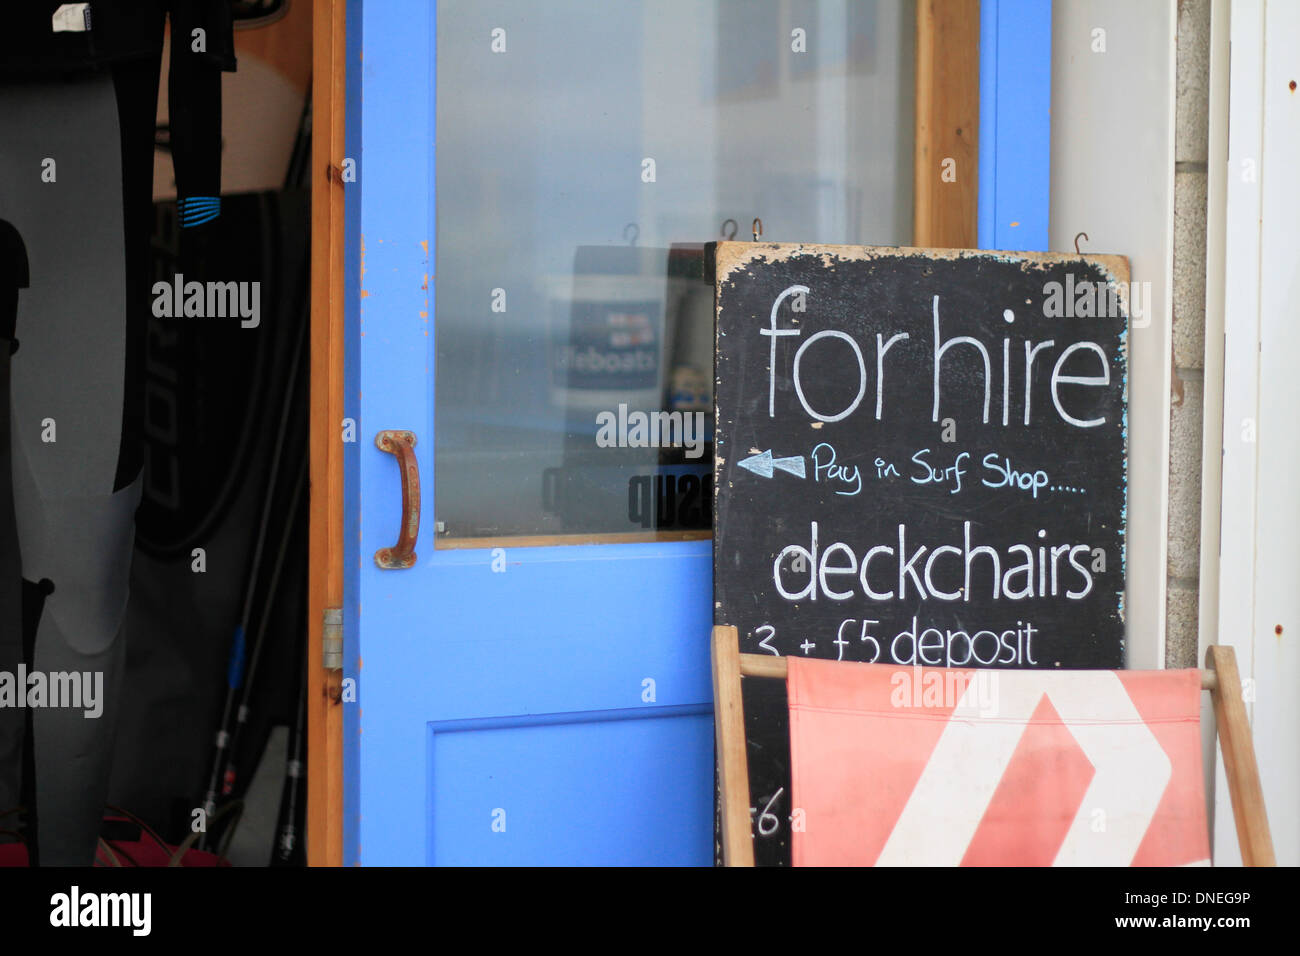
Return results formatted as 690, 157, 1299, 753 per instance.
1212, 0, 1300, 867
1049, 1, 1177, 670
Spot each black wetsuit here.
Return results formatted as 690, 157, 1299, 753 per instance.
0, 0, 236, 866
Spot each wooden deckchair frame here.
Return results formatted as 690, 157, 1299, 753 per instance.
711, 624, 1276, 867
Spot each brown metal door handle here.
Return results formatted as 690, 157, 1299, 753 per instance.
374, 430, 419, 569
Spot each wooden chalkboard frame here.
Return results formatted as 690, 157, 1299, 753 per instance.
712, 239, 1132, 658
714, 241, 1129, 290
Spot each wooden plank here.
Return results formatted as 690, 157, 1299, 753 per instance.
1207, 645, 1276, 866
739, 654, 788, 680
712, 625, 754, 867
914, 0, 979, 247
738, 658, 785, 681
307, 0, 346, 868
739, 653, 1216, 689
435, 530, 710, 550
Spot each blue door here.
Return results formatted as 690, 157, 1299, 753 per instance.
344, 0, 1040, 865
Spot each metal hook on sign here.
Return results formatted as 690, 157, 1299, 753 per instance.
1074, 231, 1089, 255
720, 218, 738, 240
752, 217, 763, 242
624, 223, 639, 246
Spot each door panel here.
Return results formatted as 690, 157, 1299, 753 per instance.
356, 544, 713, 864
429, 705, 713, 865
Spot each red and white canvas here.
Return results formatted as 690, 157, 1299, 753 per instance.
788, 658, 1210, 866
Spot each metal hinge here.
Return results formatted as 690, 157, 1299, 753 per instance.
322, 607, 343, 671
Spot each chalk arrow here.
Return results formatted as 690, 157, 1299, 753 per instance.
738, 450, 806, 480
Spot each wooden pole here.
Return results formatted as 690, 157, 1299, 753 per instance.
1206, 645, 1276, 866
737, 653, 1219, 690
308, 0, 347, 867
712, 626, 754, 867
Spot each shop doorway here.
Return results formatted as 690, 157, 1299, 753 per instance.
334, 0, 987, 866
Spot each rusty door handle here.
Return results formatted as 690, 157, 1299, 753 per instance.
374, 430, 419, 569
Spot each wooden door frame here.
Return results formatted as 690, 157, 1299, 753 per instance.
307, 0, 347, 867
914, 0, 979, 247
305, 0, 983, 866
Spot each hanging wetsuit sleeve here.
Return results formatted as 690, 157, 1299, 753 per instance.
167, 0, 237, 229
0, 220, 29, 816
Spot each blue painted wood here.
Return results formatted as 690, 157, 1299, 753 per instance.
428, 705, 713, 865
349, 0, 714, 866
342, 0, 363, 868
978, 0, 999, 247
978, 0, 1052, 252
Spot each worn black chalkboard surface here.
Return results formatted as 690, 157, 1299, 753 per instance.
711, 242, 1129, 865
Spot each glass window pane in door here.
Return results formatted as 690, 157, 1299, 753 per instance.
435, 0, 915, 540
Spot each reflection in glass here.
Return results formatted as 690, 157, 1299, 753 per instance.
435, 0, 914, 539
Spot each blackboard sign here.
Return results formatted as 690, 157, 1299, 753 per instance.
712, 242, 1129, 864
